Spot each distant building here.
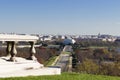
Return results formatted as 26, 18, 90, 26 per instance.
98, 34, 116, 42
40, 35, 53, 41
63, 37, 76, 45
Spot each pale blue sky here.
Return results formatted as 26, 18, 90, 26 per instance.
0, 0, 120, 35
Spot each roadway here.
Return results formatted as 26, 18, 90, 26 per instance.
54, 45, 73, 72
55, 53, 69, 72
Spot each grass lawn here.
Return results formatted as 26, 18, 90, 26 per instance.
44, 56, 58, 66
89, 46, 108, 49
0, 73, 120, 80
62, 51, 71, 54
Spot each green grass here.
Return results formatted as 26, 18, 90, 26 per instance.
89, 46, 108, 49
44, 56, 58, 66
0, 73, 120, 80
62, 51, 71, 54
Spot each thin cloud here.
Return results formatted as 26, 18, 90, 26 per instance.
115, 22, 120, 25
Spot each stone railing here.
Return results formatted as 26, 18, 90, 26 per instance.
0, 34, 39, 61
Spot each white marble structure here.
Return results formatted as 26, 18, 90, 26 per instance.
0, 34, 39, 61
0, 57, 61, 78
0, 34, 61, 77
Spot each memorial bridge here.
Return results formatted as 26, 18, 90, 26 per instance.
0, 34, 39, 61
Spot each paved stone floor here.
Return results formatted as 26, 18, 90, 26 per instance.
0, 57, 61, 78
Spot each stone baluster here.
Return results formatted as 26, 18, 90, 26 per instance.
10, 41, 17, 62
6, 41, 12, 57
28, 42, 36, 60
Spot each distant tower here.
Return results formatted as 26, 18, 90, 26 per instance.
98, 33, 101, 38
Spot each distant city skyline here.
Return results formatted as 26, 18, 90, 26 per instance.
0, 0, 120, 35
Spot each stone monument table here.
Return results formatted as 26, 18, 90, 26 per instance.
0, 34, 61, 78
0, 34, 39, 61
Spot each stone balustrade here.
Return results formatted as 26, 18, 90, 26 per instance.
0, 34, 39, 61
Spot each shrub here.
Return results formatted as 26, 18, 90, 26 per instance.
99, 62, 120, 76
76, 58, 99, 74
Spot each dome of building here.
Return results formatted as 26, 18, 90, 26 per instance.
63, 38, 76, 45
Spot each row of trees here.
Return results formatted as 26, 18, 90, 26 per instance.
72, 47, 120, 76
76, 58, 120, 76
74, 39, 120, 48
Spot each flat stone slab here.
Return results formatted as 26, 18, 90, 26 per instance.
0, 34, 39, 42
0, 68, 61, 78
0, 57, 61, 78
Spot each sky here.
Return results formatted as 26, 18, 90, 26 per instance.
0, 0, 120, 35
